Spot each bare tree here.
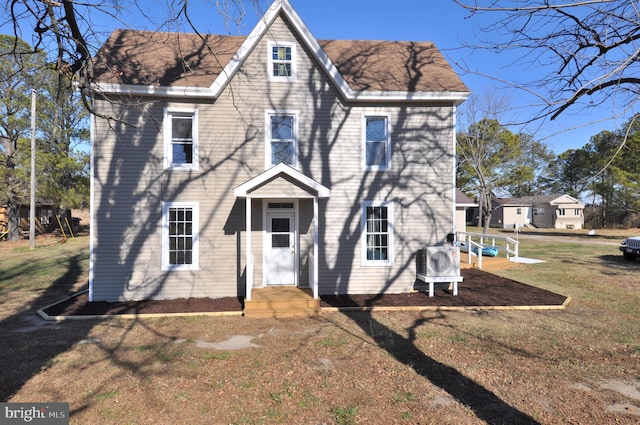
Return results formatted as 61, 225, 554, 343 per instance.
453, 0, 640, 124
457, 92, 523, 233
2, 0, 263, 115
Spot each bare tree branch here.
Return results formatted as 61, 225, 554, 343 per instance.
453, 0, 640, 123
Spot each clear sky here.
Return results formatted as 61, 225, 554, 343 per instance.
2, 0, 627, 154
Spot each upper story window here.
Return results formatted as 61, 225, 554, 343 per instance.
268, 41, 296, 81
164, 108, 198, 170
574, 209, 581, 216
558, 208, 566, 216
162, 202, 199, 271
361, 201, 394, 265
363, 114, 391, 170
516, 208, 522, 215
266, 111, 298, 168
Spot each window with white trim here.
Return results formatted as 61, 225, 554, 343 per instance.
268, 42, 296, 81
164, 108, 198, 170
558, 208, 566, 216
363, 114, 391, 170
266, 111, 298, 168
574, 209, 581, 216
162, 202, 199, 271
362, 201, 394, 264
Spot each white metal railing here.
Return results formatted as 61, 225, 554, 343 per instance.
456, 231, 520, 268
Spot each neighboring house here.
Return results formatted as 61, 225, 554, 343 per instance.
0, 201, 74, 238
491, 195, 585, 229
88, 0, 469, 302
455, 189, 477, 233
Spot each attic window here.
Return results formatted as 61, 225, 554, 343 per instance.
268, 41, 296, 81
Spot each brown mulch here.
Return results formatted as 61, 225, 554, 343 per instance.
42, 268, 568, 317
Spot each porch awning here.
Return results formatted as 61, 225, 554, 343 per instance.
233, 163, 331, 199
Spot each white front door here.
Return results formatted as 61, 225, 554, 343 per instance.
265, 211, 296, 285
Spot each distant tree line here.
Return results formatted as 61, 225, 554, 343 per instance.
457, 113, 640, 230
0, 35, 89, 241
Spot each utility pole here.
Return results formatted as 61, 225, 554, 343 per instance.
29, 90, 36, 249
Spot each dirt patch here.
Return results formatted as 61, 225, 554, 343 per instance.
41, 268, 568, 317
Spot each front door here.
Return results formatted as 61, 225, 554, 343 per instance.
265, 211, 296, 285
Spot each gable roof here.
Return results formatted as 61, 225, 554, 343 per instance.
456, 189, 477, 207
233, 163, 331, 198
495, 194, 584, 207
92, 0, 468, 103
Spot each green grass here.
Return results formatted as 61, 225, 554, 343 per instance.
316, 337, 348, 347
0, 236, 89, 296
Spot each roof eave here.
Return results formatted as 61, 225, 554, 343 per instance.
90, 82, 215, 98
91, 82, 469, 104
347, 90, 470, 104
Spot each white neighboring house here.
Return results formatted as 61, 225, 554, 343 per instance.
455, 189, 477, 233
491, 195, 585, 230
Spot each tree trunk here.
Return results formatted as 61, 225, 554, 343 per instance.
5, 198, 22, 241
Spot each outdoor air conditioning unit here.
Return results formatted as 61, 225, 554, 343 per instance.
421, 245, 461, 278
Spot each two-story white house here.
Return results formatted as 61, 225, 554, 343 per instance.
88, 0, 469, 306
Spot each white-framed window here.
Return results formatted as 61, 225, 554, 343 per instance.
516, 208, 522, 215
558, 208, 566, 216
268, 41, 296, 81
362, 114, 391, 170
164, 108, 198, 170
361, 201, 394, 265
265, 110, 298, 168
574, 209, 581, 216
162, 202, 199, 271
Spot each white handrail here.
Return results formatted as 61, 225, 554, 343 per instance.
456, 231, 520, 263
467, 239, 483, 269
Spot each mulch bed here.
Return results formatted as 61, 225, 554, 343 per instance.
42, 268, 568, 317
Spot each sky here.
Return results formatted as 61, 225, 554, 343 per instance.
2, 0, 630, 154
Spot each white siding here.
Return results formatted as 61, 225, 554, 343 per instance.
91, 15, 458, 300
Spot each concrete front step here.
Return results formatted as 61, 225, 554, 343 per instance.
244, 287, 321, 318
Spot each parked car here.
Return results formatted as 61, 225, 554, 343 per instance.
619, 236, 640, 261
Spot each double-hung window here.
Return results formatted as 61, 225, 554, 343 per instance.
268, 41, 296, 81
164, 108, 198, 170
162, 202, 199, 271
361, 201, 394, 264
363, 114, 391, 170
266, 111, 298, 168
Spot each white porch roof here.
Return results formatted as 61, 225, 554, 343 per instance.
233, 163, 331, 198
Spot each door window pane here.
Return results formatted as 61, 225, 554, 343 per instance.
272, 234, 290, 248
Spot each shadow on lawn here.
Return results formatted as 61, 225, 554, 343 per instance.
349, 312, 541, 425
0, 251, 95, 402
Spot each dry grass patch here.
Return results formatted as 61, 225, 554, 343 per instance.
2, 232, 640, 424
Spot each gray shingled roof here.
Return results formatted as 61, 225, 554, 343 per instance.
92, 29, 468, 94
495, 195, 570, 206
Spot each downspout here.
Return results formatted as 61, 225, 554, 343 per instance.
452, 104, 458, 238
88, 113, 95, 301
